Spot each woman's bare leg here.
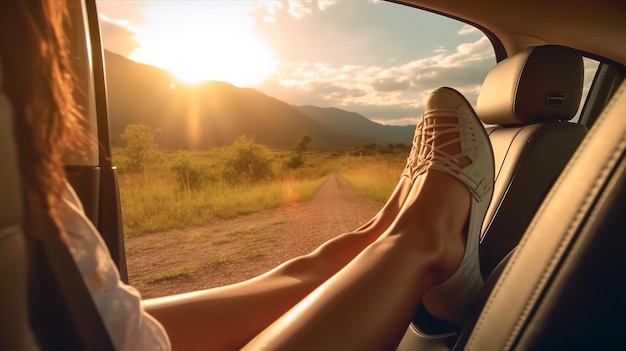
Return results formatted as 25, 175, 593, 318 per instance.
143, 187, 421, 351
351, 122, 424, 236
145, 144, 419, 350
145, 171, 466, 351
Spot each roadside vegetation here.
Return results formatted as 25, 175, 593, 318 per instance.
114, 124, 409, 237
341, 155, 407, 202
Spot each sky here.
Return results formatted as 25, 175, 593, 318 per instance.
95, 0, 498, 125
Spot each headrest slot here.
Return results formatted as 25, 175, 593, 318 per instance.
546, 92, 566, 106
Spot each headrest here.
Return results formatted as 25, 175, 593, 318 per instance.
477, 45, 584, 125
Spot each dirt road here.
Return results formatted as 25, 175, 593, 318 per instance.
126, 173, 384, 298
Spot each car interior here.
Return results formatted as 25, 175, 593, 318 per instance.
1, 0, 625, 350
403, 43, 591, 348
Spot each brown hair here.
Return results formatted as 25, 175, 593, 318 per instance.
0, 0, 86, 239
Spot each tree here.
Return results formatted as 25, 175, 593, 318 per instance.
285, 136, 312, 169
295, 135, 312, 155
395, 142, 408, 149
120, 124, 159, 173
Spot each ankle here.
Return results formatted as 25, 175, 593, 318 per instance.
428, 229, 466, 286
413, 220, 466, 283
384, 218, 464, 286
407, 172, 470, 234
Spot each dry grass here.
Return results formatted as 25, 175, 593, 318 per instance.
340, 154, 406, 202
115, 149, 407, 237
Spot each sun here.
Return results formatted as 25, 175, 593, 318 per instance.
130, 3, 277, 86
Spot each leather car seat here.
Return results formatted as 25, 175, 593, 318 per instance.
477, 45, 588, 278
0, 58, 38, 350
463, 67, 626, 351
398, 45, 588, 350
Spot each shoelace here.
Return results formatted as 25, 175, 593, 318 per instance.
401, 113, 489, 202
401, 119, 423, 180
415, 118, 474, 179
404, 114, 477, 187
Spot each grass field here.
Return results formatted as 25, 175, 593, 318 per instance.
115, 147, 408, 237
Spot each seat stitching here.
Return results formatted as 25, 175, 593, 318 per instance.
506, 136, 626, 349
493, 127, 525, 183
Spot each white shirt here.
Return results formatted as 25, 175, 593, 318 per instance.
60, 183, 171, 351
0, 54, 168, 350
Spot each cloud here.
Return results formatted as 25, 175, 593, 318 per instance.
97, 14, 139, 57
439, 37, 494, 67
317, 0, 336, 11
257, 36, 495, 124
372, 78, 411, 92
253, 0, 338, 21
458, 25, 479, 35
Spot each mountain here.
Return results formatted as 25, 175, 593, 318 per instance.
103, 50, 414, 150
296, 106, 415, 147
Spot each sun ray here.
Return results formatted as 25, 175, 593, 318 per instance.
130, 2, 277, 86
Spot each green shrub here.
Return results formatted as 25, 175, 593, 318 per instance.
120, 124, 160, 173
284, 154, 304, 169
168, 152, 217, 191
222, 135, 273, 184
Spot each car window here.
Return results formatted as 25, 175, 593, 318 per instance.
573, 57, 601, 122
65, 0, 99, 166
95, 0, 496, 298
